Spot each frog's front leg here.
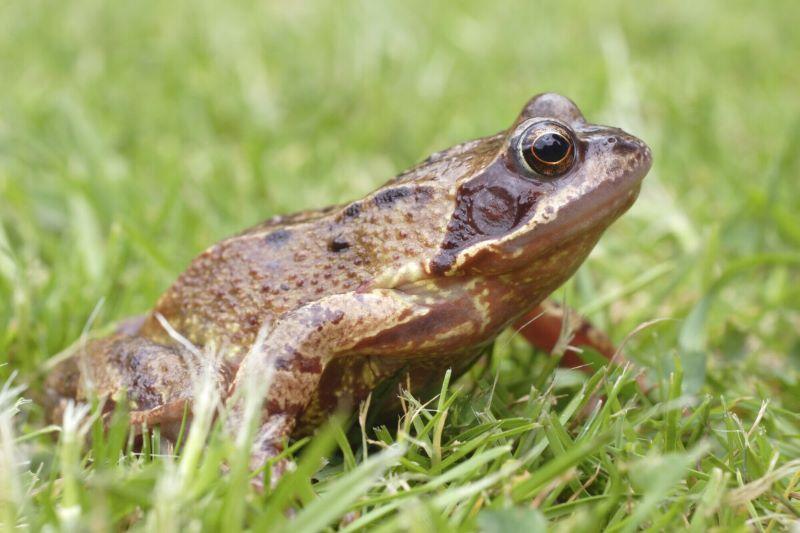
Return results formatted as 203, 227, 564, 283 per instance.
225, 289, 427, 473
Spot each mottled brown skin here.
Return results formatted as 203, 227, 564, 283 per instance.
44, 93, 652, 471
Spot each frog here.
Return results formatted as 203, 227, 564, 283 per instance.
44, 93, 652, 474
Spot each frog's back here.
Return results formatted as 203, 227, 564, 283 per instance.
136, 131, 507, 357
139, 182, 453, 357
139, 215, 354, 355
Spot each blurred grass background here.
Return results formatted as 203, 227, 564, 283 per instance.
1, 0, 799, 529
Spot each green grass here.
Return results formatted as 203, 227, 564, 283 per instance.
1, 0, 800, 530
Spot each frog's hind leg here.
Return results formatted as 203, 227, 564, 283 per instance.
514, 300, 618, 370
45, 334, 222, 434
515, 301, 649, 389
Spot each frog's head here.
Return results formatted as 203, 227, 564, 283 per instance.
429, 93, 652, 282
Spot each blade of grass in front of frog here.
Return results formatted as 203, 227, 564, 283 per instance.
431, 369, 453, 470
288, 443, 405, 533
688, 467, 729, 532
476, 507, 548, 533
253, 414, 345, 531
348, 444, 514, 517
57, 400, 96, 529
360, 452, 526, 533
511, 426, 615, 502
221, 333, 282, 531
605, 443, 710, 533
0, 227, 22, 357
333, 422, 357, 472
663, 354, 684, 453
142, 363, 224, 532
176, 360, 220, 484
0, 375, 27, 530
362, 363, 410, 432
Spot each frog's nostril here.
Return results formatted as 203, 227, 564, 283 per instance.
641, 144, 653, 170
611, 137, 641, 156
605, 132, 652, 177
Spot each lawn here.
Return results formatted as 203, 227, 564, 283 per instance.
1, 0, 799, 530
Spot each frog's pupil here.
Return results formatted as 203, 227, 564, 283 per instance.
531, 133, 570, 163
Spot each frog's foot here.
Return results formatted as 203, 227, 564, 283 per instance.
129, 399, 191, 441
44, 333, 228, 437
242, 414, 297, 490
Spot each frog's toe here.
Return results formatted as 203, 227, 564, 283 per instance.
129, 399, 191, 441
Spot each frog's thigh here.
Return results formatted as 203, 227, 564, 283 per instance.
228, 289, 427, 452
82, 336, 197, 414
514, 300, 616, 368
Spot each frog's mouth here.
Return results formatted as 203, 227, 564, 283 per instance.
496, 186, 640, 278
524, 180, 643, 257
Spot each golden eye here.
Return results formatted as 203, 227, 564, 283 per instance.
518, 122, 575, 177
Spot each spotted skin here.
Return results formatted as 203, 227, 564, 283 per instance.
44, 93, 652, 477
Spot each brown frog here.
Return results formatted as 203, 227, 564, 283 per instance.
44, 93, 652, 471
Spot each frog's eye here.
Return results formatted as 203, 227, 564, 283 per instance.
517, 122, 575, 177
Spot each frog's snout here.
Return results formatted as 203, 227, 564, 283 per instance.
616, 133, 652, 182
587, 125, 652, 187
